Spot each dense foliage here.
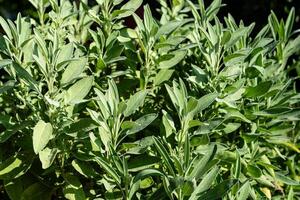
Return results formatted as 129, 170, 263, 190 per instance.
0, 0, 300, 199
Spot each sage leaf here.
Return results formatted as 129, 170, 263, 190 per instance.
32, 120, 53, 154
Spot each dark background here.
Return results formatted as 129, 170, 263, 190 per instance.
0, 0, 299, 33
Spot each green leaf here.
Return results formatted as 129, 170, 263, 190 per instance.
32, 120, 53, 154
158, 50, 187, 69
65, 118, 98, 134
34, 30, 48, 58
245, 81, 272, 98
61, 58, 87, 85
195, 93, 218, 113
21, 183, 52, 200
56, 43, 74, 68
38, 147, 58, 169
189, 166, 219, 200
196, 179, 238, 200
65, 76, 93, 104
0, 16, 13, 39
223, 123, 241, 134
182, 180, 194, 196
113, 0, 143, 19
72, 160, 97, 178
226, 26, 252, 48
225, 108, 251, 123
63, 173, 86, 200
247, 164, 262, 178
237, 181, 251, 200
284, 35, 300, 57
128, 155, 161, 172
165, 84, 179, 111
189, 145, 217, 180
0, 153, 32, 180
0, 59, 12, 69
0, 80, 15, 94
125, 113, 157, 135
154, 69, 174, 86
156, 20, 191, 39
275, 172, 299, 186
288, 187, 294, 200
94, 156, 121, 185
124, 90, 147, 117
0, 121, 33, 143
285, 8, 295, 39
152, 137, 176, 176
12, 62, 39, 92
268, 11, 280, 39
129, 169, 165, 199
4, 178, 24, 200
162, 110, 176, 138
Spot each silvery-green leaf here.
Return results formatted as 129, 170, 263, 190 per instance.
56, 43, 74, 67
0, 59, 11, 69
65, 76, 93, 104
154, 69, 174, 86
189, 166, 219, 200
72, 160, 97, 178
32, 120, 53, 154
125, 113, 157, 135
158, 50, 187, 69
162, 110, 176, 138
61, 58, 87, 85
39, 147, 58, 169
196, 179, 238, 200
245, 81, 272, 98
113, 0, 143, 19
124, 90, 147, 117
0, 16, 12, 39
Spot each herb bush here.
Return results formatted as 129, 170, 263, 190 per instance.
0, 0, 300, 199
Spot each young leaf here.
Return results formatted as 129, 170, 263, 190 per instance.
285, 7, 295, 39
114, 0, 143, 19
0, 17, 12, 39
